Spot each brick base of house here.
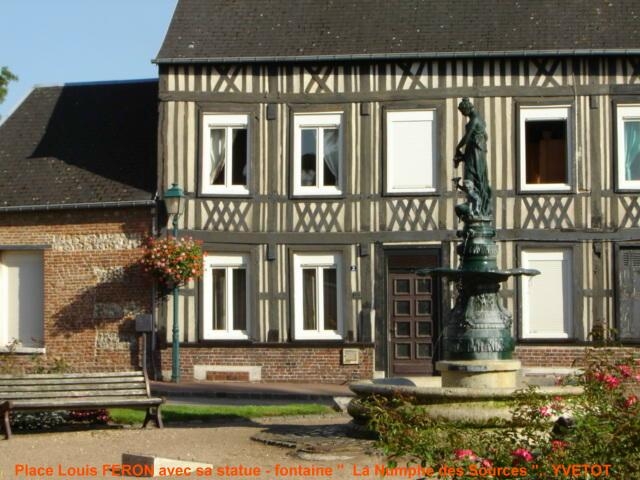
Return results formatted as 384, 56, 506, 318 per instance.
515, 345, 640, 368
155, 345, 375, 383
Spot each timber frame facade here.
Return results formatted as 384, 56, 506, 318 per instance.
154, 1, 640, 381
154, 56, 640, 381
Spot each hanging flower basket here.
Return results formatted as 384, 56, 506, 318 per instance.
140, 236, 203, 292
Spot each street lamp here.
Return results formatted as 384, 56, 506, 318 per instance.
164, 183, 185, 383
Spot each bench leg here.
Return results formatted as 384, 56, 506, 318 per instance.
1, 408, 11, 440
143, 406, 163, 429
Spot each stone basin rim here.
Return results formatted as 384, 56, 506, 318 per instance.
349, 380, 583, 401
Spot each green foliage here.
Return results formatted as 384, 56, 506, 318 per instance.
362, 350, 640, 479
10, 411, 67, 432
0, 66, 17, 107
110, 403, 333, 425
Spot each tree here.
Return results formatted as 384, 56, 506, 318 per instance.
0, 66, 18, 106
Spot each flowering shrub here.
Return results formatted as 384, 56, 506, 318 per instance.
68, 409, 110, 424
362, 348, 640, 479
140, 236, 203, 291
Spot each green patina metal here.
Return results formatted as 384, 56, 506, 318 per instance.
419, 98, 538, 361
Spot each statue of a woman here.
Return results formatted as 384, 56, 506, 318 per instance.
454, 98, 492, 217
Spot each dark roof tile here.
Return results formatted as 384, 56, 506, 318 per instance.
156, 0, 640, 62
0, 81, 158, 208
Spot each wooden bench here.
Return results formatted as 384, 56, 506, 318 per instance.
0, 371, 164, 439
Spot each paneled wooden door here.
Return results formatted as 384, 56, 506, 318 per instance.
387, 253, 438, 376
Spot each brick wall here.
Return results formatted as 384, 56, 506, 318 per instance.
156, 345, 374, 383
0, 208, 153, 373
515, 345, 640, 367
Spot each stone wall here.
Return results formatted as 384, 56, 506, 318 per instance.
0, 208, 153, 373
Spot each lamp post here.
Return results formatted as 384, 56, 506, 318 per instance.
164, 183, 185, 383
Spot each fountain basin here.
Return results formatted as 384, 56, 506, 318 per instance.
348, 377, 583, 424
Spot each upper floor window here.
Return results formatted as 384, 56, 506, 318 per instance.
202, 254, 249, 340
518, 105, 572, 192
615, 104, 640, 191
385, 109, 437, 194
293, 113, 343, 196
292, 253, 343, 340
201, 114, 249, 195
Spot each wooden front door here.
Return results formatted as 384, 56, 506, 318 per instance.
387, 253, 438, 376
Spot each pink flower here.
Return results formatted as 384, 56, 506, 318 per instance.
480, 459, 493, 468
454, 449, 478, 461
624, 395, 638, 408
538, 406, 553, 417
603, 374, 621, 389
617, 365, 633, 378
551, 440, 568, 451
512, 448, 534, 463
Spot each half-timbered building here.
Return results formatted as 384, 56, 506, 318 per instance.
154, 0, 640, 382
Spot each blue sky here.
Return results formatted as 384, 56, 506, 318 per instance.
0, 0, 178, 119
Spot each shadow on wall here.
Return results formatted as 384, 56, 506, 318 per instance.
50, 262, 153, 371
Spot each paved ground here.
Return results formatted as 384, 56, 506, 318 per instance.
0, 414, 390, 480
0, 382, 395, 480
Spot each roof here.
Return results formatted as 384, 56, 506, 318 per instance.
156, 0, 640, 63
0, 80, 158, 210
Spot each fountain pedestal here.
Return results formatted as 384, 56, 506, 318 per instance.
436, 359, 521, 389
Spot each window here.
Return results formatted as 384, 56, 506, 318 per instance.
293, 113, 343, 196
519, 106, 572, 191
616, 104, 640, 190
617, 248, 640, 341
201, 114, 249, 195
293, 253, 343, 340
386, 109, 437, 194
520, 248, 573, 339
0, 251, 44, 350
202, 254, 249, 339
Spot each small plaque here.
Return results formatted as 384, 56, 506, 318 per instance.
342, 348, 360, 365
135, 314, 153, 333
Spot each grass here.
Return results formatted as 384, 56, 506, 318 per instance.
109, 403, 334, 425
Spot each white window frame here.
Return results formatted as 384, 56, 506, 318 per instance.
292, 113, 343, 196
615, 104, 640, 191
202, 254, 250, 340
386, 109, 437, 194
201, 114, 250, 195
518, 105, 572, 192
0, 250, 45, 353
520, 248, 573, 339
293, 253, 343, 340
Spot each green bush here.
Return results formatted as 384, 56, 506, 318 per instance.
363, 349, 640, 479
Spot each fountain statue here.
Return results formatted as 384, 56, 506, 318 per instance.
417, 97, 538, 387
348, 99, 580, 423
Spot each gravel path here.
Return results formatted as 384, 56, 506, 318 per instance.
0, 414, 389, 480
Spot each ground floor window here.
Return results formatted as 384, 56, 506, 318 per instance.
202, 254, 249, 340
520, 248, 573, 339
0, 250, 44, 349
293, 253, 343, 340
618, 247, 640, 341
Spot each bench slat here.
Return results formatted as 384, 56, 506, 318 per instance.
0, 382, 146, 394
1, 389, 149, 400
0, 376, 144, 387
8, 396, 163, 410
0, 371, 143, 380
